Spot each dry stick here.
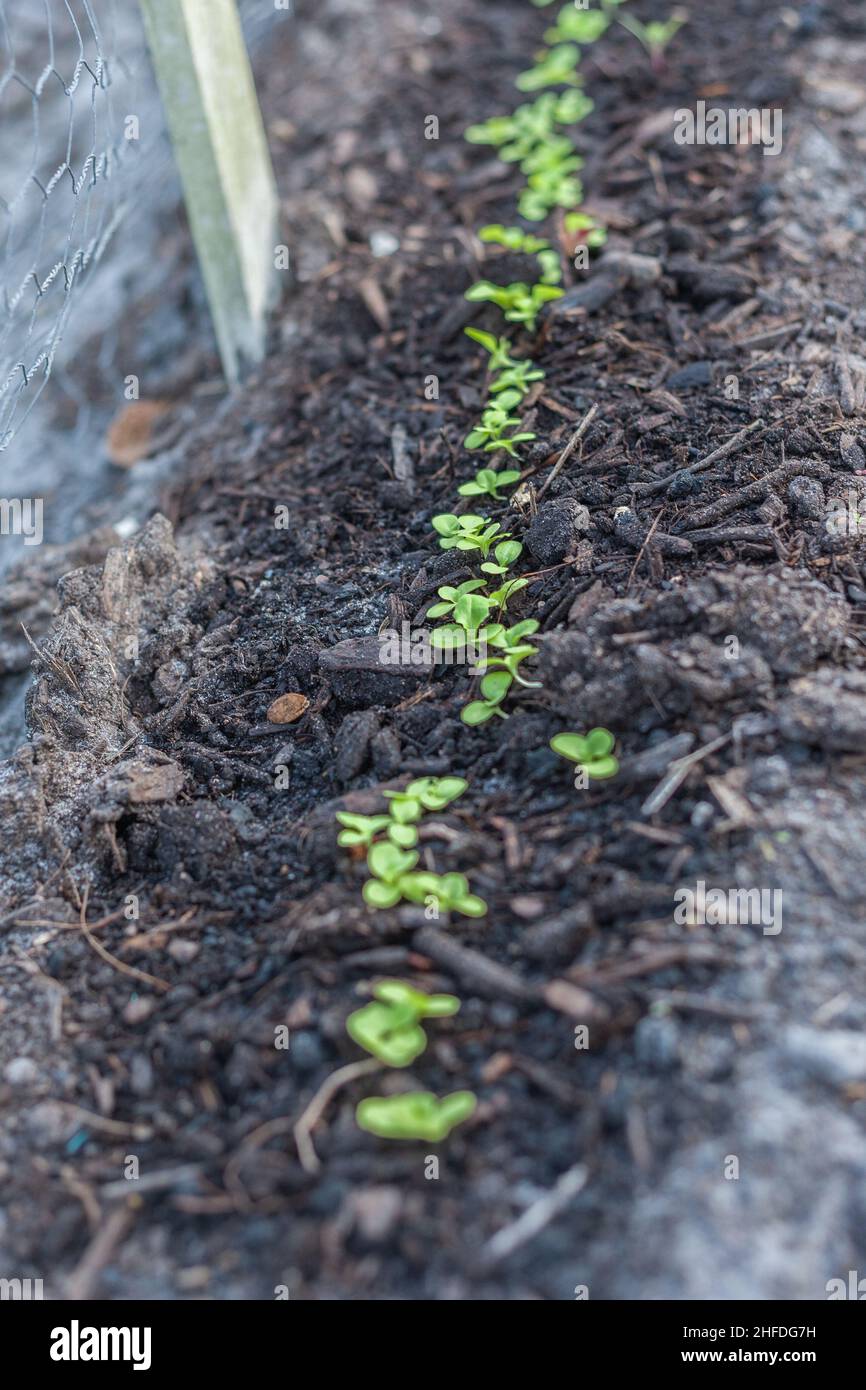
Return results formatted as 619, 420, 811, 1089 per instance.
65, 1204, 136, 1302
633, 418, 765, 498
536, 402, 599, 500
78, 885, 170, 993
625, 508, 663, 589
294, 1058, 382, 1175
640, 733, 731, 817
481, 1162, 588, 1268
682, 457, 830, 531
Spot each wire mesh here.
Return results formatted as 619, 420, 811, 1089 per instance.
0, 0, 143, 450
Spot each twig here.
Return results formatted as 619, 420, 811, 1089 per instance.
294, 1058, 381, 1175
640, 733, 730, 817
77, 885, 169, 993
64, 1204, 136, 1301
537, 403, 599, 499
633, 418, 765, 498
481, 1163, 588, 1267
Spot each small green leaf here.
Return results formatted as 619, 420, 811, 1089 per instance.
480, 670, 512, 702
367, 841, 419, 881
356, 1090, 477, 1141
388, 822, 419, 848
584, 727, 615, 758
461, 700, 496, 725
550, 733, 588, 763
362, 880, 403, 910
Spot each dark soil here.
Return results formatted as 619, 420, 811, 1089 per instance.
3, 0, 866, 1300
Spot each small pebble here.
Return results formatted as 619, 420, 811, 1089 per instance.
4, 1056, 39, 1086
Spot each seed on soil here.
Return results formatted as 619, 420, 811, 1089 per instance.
266, 692, 310, 724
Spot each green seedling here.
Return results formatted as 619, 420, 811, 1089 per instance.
519, 140, 583, 176
464, 391, 531, 452
462, 669, 515, 725
516, 44, 581, 92
519, 167, 584, 222
466, 95, 557, 159
432, 514, 513, 558
550, 728, 619, 780
487, 578, 528, 610
429, 588, 492, 634
544, 5, 611, 45
465, 279, 563, 331
379, 776, 469, 845
462, 620, 542, 725
565, 210, 608, 249
441, 586, 493, 628
399, 870, 488, 918
490, 359, 545, 395
347, 979, 460, 1067
464, 326, 521, 373
356, 1090, 478, 1141
458, 468, 522, 501
619, 11, 686, 72
426, 577, 487, 622
479, 224, 550, 254
553, 87, 594, 125
335, 812, 391, 849
477, 225, 563, 289
428, 588, 504, 656
465, 91, 591, 171
363, 841, 420, 908
384, 776, 469, 820
481, 619, 541, 685
480, 539, 523, 575
536, 248, 563, 285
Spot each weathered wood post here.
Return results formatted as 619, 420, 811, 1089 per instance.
138, 0, 280, 384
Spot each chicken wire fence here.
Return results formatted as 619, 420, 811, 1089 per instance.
0, 0, 147, 451
0, 0, 279, 453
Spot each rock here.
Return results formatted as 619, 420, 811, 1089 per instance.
370, 727, 402, 778
777, 669, 866, 751
526, 498, 591, 565
348, 1186, 403, 1244
334, 709, 380, 783
667, 254, 755, 304
747, 756, 791, 797
787, 475, 825, 521
167, 939, 200, 964
635, 1016, 680, 1073
782, 1026, 866, 1085
666, 361, 713, 390
291, 1030, 326, 1074
120, 758, 185, 806
4, 1056, 39, 1086
523, 904, 593, 962
123, 997, 156, 1026
839, 433, 866, 472
602, 251, 663, 287
667, 470, 703, 499
129, 1054, 155, 1096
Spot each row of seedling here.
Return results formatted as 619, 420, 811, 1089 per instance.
332, 2, 633, 1149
